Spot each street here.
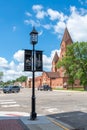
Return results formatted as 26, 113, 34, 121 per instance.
0, 88, 87, 115
1, 88, 87, 129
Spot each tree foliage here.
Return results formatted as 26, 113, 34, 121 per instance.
56, 42, 87, 88
0, 75, 27, 86
0, 72, 3, 81
16, 76, 27, 83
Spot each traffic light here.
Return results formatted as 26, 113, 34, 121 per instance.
24, 50, 32, 71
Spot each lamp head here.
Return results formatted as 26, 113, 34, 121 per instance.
30, 27, 38, 45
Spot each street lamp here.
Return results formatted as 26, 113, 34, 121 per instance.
30, 27, 38, 120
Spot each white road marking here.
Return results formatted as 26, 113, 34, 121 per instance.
46, 108, 59, 113
1, 104, 20, 108
0, 99, 20, 108
0, 99, 14, 102
0, 101, 16, 104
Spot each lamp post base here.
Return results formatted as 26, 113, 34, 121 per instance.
30, 112, 37, 120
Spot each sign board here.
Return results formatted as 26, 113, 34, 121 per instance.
24, 50, 32, 71
36, 51, 43, 71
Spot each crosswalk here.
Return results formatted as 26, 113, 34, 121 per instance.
0, 99, 20, 108
0, 99, 29, 117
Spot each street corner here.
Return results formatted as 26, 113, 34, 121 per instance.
47, 111, 87, 130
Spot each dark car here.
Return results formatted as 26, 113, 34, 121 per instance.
3, 86, 20, 93
38, 85, 52, 91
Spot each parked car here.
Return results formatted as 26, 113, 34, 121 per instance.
38, 85, 52, 91
3, 85, 20, 93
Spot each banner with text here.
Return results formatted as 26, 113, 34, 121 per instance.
24, 50, 32, 71
36, 51, 43, 71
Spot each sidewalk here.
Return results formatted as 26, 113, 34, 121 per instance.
0, 112, 65, 130
22, 116, 64, 130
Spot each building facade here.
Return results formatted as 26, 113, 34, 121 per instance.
28, 27, 74, 89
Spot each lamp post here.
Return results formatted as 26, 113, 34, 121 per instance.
30, 27, 38, 120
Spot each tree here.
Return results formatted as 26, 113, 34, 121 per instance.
0, 72, 3, 81
56, 44, 76, 89
16, 76, 27, 83
74, 42, 87, 88
56, 42, 87, 89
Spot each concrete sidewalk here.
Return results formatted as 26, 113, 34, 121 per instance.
21, 115, 66, 130
0, 113, 66, 130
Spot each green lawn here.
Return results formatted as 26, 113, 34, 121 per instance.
67, 87, 84, 91
53, 87, 86, 91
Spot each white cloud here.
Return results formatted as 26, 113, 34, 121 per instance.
49, 6, 87, 42
42, 24, 52, 30
47, 8, 59, 20
47, 8, 67, 21
1, 49, 60, 81
32, 5, 47, 19
24, 19, 40, 27
67, 6, 87, 42
51, 49, 60, 58
43, 49, 60, 71
9, 61, 16, 70
25, 11, 32, 17
13, 50, 24, 62
32, 5, 43, 11
54, 21, 66, 34
0, 50, 31, 81
3, 5, 87, 81
3, 70, 16, 81
0, 57, 9, 69
3, 70, 25, 82
36, 10, 47, 19
16, 62, 24, 71
43, 55, 52, 70
24, 4, 87, 43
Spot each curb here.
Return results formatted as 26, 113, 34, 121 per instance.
47, 117, 74, 130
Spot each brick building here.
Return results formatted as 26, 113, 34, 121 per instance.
28, 27, 73, 89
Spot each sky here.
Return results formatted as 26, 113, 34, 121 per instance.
0, 0, 87, 82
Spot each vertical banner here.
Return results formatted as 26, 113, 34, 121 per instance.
36, 51, 43, 71
24, 50, 32, 71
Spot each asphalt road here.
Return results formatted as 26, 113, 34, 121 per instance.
0, 88, 87, 129
0, 88, 87, 114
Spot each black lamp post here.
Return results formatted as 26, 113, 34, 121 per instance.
30, 27, 38, 120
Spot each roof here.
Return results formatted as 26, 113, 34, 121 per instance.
45, 72, 60, 78
61, 27, 73, 44
52, 52, 59, 63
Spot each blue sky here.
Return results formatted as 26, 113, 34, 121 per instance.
0, 0, 87, 81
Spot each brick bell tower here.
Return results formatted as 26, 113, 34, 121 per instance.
60, 27, 73, 59
52, 51, 59, 72
59, 27, 73, 76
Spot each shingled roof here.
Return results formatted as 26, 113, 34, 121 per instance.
52, 51, 59, 63
61, 27, 73, 44
45, 72, 60, 78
